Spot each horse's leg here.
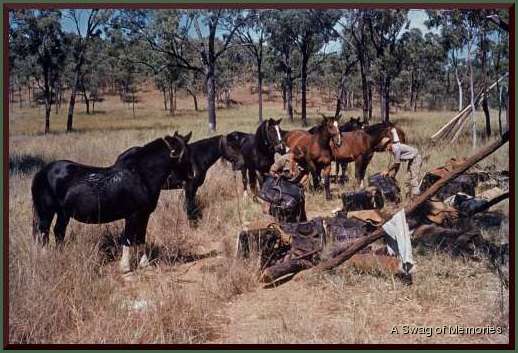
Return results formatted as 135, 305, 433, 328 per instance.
356, 153, 373, 189
309, 160, 321, 191
339, 161, 349, 185
120, 213, 140, 273
184, 181, 200, 221
248, 169, 258, 198
323, 164, 332, 200
53, 210, 70, 247
241, 169, 248, 196
135, 212, 151, 269
32, 205, 55, 247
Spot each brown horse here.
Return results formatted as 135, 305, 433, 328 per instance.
331, 122, 406, 187
283, 116, 341, 200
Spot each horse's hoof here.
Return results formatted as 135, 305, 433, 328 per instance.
119, 263, 132, 274
138, 254, 150, 269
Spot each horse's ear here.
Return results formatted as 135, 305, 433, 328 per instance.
336, 114, 341, 121
173, 131, 179, 137
276, 118, 283, 125
184, 131, 192, 144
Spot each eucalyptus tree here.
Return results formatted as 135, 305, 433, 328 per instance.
364, 9, 409, 122
64, 9, 112, 132
284, 9, 340, 126
119, 9, 247, 132
10, 9, 66, 134
235, 10, 268, 122
264, 10, 297, 121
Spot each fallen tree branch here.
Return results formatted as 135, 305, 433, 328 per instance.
316, 132, 509, 271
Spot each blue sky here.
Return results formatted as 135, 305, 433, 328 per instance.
62, 9, 434, 36
60, 9, 437, 58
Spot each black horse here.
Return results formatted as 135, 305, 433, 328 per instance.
226, 118, 286, 196
31, 131, 192, 273
161, 134, 246, 220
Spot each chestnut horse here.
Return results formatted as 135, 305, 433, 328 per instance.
283, 116, 341, 200
331, 122, 406, 187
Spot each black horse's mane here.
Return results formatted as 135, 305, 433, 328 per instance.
118, 137, 173, 164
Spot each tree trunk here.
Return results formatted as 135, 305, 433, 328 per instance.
186, 87, 198, 111
45, 103, 51, 134
368, 83, 373, 121
467, 39, 476, 150
257, 66, 263, 123
173, 85, 177, 112
224, 88, 230, 108
282, 83, 287, 111
383, 79, 390, 122
169, 84, 174, 116
162, 87, 168, 111
413, 88, 418, 112
359, 58, 369, 123
482, 92, 491, 137
82, 85, 90, 114
286, 70, 294, 122
409, 72, 414, 111
66, 72, 80, 132
66, 56, 84, 133
206, 63, 217, 132
300, 55, 308, 126
455, 66, 463, 112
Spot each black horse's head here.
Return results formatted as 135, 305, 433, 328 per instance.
163, 131, 192, 166
221, 132, 246, 171
260, 118, 286, 154
320, 114, 341, 147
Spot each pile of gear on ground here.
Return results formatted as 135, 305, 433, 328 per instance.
236, 158, 509, 287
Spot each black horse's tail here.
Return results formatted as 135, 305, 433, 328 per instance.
31, 167, 54, 243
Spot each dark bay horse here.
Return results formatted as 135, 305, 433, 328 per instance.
331, 122, 406, 187
227, 118, 286, 195
283, 116, 341, 200
161, 134, 246, 220
31, 131, 192, 273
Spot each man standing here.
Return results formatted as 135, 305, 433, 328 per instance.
381, 129, 423, 197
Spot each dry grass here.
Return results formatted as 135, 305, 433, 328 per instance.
8, 85, 509, 344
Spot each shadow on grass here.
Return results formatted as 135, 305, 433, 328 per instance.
97, 230, 219, 267
9, 153, 47, 175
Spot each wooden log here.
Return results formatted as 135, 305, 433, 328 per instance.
316, 132, 509, 271
261, 259, 314, 284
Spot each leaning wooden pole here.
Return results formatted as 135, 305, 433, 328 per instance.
431, 73, 509, 141
317, 132, 509, 272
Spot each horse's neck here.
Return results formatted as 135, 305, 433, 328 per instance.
194, 136, 223, 169
134, 143, 174, 187
316, 127, 332, 149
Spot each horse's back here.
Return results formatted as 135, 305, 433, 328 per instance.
285, 130, 311, 149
